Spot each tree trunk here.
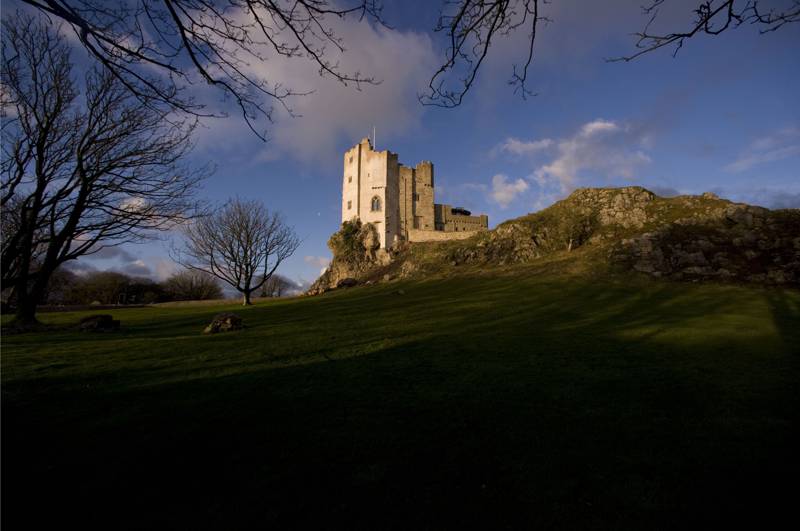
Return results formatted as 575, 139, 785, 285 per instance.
13, 280, 40, 327
242, 291, 252, 306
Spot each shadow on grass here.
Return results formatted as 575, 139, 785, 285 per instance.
764, 288, 800, 351
3, 275, 799, 529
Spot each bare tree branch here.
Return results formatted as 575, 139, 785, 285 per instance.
420, 0, 548, 108
610, 0, 800, 62
19, 0, 387, 140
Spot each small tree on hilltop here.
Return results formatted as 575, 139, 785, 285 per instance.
175, 199, 300, 306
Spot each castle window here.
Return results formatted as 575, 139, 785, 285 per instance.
349, 156, 353, 163
348, 176, 352, 183
370, 196, 382, 212
347, 200, 352, 210
413, 193, 420, 201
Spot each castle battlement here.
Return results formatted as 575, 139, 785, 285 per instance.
341, 138, 488, 248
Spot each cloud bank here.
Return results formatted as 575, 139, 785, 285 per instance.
725, 127, 800, 173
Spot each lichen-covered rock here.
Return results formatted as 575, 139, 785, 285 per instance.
567, 187, 655, 229
78, 314, 120, 332
610, 207, 800, 285
203, 312, 243, 334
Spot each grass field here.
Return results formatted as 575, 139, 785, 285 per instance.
2, 269, 798, 529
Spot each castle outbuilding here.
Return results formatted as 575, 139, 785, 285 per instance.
341, 138, 488, 248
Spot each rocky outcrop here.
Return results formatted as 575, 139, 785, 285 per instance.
447, 223, 542, 265
611, 203, 800, 284
307, 220, 393, 295
445, 187, 799, 284
567, 186, 655, 229
309, 188, 800, 292
203, 312, 243, 334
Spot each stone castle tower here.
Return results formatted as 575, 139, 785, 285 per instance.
342, 138, 488, 248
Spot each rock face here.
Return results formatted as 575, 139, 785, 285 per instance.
203, 312, 243, 334
567, 187, 655, 229
78, 314, 120, 332
610, 203, 800, 284
308, 220, 393, 295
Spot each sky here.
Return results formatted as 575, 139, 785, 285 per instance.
46, 0, 799, 287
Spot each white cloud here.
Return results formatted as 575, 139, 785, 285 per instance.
494, 137, 553, 156
580, 119, 619, 137
120, 196, 149, 213
533, 118, 652, 191
491, 174, 529, 208
197, 17, 439, 164
725, 127, 800, 172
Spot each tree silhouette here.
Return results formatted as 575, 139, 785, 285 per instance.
1, 13, 206, 325
174, 199, 300, 306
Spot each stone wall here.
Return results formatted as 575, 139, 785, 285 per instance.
408, 229, 481, 242
434, 204, 489, 232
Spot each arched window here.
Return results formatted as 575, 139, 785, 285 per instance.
371, 196, 382, 212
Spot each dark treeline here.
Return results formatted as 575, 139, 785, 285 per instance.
2, 269, 299, 309
37, 269, 221, 306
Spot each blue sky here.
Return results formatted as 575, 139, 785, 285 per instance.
65, 0, 799, 286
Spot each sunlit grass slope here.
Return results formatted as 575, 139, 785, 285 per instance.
3, 270, 798, 529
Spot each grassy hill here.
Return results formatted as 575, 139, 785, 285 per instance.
311, 187, 800, 293
3, 262, 798, 528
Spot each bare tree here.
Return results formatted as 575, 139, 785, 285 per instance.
1, 14, 206, 326
163, 269, 223, 301
612, 0, 800, 62
17, 0, 385, 140
175, 199, 300, 305
259, 273, 295, 297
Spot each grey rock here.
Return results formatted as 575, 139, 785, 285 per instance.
336, 278, 358, 289
78, 314, 120, 332
203, 312, 243, 334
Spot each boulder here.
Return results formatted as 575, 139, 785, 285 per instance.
336, 278, 358, 289
78, 314, 120, 332
203, 312, 243, 334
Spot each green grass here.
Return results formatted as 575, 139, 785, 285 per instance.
2, 270, 799, 529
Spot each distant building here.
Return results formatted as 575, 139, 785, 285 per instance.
341, 138, 488, 248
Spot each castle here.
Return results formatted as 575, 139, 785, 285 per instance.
342, 138, 488, 248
